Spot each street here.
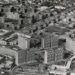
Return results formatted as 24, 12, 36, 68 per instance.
13, 71, 49, 75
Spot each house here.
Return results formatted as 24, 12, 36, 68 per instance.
4, 11, 21, 30
5, 12, 19, 20
0, 30, 19, 46
4, 20, 21, 30
0, 29, 9, 45
0, 28, 32, 49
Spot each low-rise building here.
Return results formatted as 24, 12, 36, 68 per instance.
0, 46, 27, 65
17, 32, 31, 50
4, 11, 21, 30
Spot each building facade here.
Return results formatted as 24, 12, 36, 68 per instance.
17, 32, 31, 50
41, 33, 59, 49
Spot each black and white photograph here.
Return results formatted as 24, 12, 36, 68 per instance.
0, 0, 75, 75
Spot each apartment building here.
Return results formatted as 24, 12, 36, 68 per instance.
41, 33, 59, 49
17, 32, 31, 50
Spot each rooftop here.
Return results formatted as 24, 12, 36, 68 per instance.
6, 34, 18, 42
38, 6, 48, 11
2, 31, 15, 39
45, 26, 70, 35
5, 18, 19, 24
19, 27, 32, 36
0, 45, 24, 52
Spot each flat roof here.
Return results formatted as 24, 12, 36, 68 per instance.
6, 34, 18, 42
2, 31, 15, 39
45, 26, 70, 35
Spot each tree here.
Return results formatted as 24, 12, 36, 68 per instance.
34, 53, 44, 64
11, 7, 16, 12
34, 8, 38, 13
19, 13, 25, 18
42, 15, 46, 19
25, 9, 27, 13
17, 0, 20, 3
31, 15, 37, 24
